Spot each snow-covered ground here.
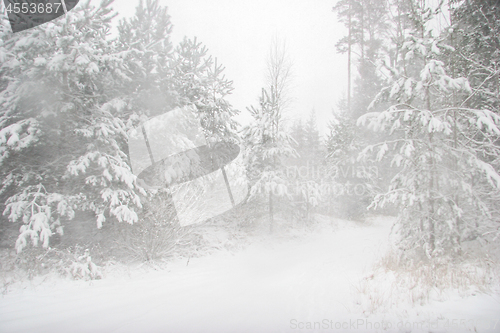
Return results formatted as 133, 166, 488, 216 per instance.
1, 216, 499, 333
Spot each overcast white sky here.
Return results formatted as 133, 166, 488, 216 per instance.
95, 0, 348, 134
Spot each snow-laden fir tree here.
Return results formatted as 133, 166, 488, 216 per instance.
171, 37, 240, 145
242, 37, 297, 231
358, 0, 500, 259
0, 1, 146, 252
304, 109, 322, 162
289, 111, 322, 167
290, 119, 307, 161
326, 103, 359, 166
243, 88, 296, 231
118, 1, 239, 164
117, 0, 175, 117
326, 103, 376, 220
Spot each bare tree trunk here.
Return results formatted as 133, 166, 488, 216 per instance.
269, 192, 274, 233
347, 0, 352, 113
448, 5, 461, 250
360, 0, 364, 61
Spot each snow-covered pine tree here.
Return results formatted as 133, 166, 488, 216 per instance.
290, 119, 307, 162
117, 0, 175, 117
447, 0, 500, 230
301, 110, 324, 220
325, 104, 374, 219
171, 37, 239, 145
0, 1, 145, 252
304, 109, 322, 162
243, 88, 297, 230
286, 114, 325, 222
326, 103, 359, 166
358, 0, 500, 259
115, 0, 241, 229
115, 0, 184, 232
242, 37, 296, 231
289, 111, 322, 169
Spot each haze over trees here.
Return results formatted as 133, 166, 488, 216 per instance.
0, 0, 498, 299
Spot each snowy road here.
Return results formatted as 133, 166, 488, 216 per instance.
1, 216, 499, 333
1, 217, 390, 333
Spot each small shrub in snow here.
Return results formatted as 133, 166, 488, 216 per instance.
114, 193, 181, 263
0, 245, 103, 289
67, 248, 102, 281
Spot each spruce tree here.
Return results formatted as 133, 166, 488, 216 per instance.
243, 89, 296, 230
358, 0, 500, 258
242, 37, 296, 231
0, 1, 145, 252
